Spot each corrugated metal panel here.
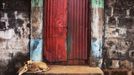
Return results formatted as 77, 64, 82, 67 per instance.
44, 0, 67, 62
67, 0, 89, 64
44, 0, 89, 64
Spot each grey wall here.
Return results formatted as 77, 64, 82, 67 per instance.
103, 0, 134, 69
0, 0, 30, 75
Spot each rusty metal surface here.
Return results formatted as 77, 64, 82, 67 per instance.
67, 0, 89, 64
44, 0, 67, 62
44, 0, 89, 64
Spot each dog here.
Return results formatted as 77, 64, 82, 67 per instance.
18, 60, 49, 75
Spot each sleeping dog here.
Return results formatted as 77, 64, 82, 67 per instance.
18, 60, 49, 75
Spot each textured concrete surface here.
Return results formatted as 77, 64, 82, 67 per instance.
103, 0, 134, 69
25, 65, 104, 75
90, 0, 104, 67
0, 0, 30, 75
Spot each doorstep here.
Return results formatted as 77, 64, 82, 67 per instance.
24, 65, 104, 75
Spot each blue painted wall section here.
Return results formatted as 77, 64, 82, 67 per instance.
30, 39, 43, 61
91, 0, 104, 67
30, 0, 43, 61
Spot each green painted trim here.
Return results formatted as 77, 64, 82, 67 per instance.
67, 32, 72, 61
91, 0, 104, 8
31, 0, 43, 7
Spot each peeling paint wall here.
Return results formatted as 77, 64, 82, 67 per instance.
0, 0, 30, 75
90, 0, 104, 67
30, 0, 43, 61
103, 0, 134, 69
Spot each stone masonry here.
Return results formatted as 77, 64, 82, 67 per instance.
103, 0, 134, 69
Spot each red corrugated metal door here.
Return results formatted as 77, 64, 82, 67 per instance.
44, 0, 67, 62
44, 0, 89, 64
67, 0, 89, 64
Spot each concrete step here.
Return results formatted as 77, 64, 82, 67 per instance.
103, 69, 133, 75
24, 65, 104, 75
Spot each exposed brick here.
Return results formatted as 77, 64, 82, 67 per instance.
119, 18, 133, 28
104, 71, 109, 75
130, 8, 134, 17
132, 71, 134, 75
113, 8, 126, 17
111, 71, 127, 75
104, 0, 134, 69
108, 17, 116, 27
105, 7, 111, 16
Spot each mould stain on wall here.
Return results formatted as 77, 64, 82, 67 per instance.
30, 0, 43, 61
90, 0, 104, 67
103, 0, 134, 69
0, 0, 30, 74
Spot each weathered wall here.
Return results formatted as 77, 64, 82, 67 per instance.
90, 0, 104, 67
103, 0, 134, 69
0, 0, 30, 75
30, 0, 43, 61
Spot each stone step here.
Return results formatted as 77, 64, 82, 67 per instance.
24, 65, 104, 75
103, 69, 133, 75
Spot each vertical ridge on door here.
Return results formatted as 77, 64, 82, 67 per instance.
68, 0, 89, 64
44, 0, 67, 62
